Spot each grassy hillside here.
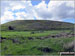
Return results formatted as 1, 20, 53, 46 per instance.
1, 20, 74, 55
1, 20, 74, 31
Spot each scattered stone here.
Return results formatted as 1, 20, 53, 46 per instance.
55, 34, 61, 37
36, 36, 50, 40
1, 37, 7, 40
38, 47, 53, 53
28, 37, 34, 40
12, 39, 20, 43
0, 37, 7, 43
31, 32, 35, 34
51, 35, 56, 38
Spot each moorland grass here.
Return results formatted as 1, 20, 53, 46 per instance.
1, 30, 74, 55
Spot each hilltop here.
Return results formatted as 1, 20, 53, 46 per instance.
1, 20, 74, 31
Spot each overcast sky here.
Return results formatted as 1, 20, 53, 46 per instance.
1, 0, 75, 24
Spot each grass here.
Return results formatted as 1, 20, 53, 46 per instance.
1, 30, 74, 55
1, 30, 70, 38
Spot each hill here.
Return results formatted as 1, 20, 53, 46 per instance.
1, 20, 74, 31
1, 20, 74, 55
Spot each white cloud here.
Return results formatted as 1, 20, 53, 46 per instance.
1, 10, 14, 24
34, 1, 52, 20
1, 0, 74, 24
15, 12, 26, 20
11, 5, 25, 11
34, 0, 74, 21
15, 12, 34, 20
1, 1, 33, 24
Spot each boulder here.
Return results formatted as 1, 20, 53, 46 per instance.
38, 47, 53, 53
12, 39, 20, 43
0, 37, 7, 43
28, 37, 34, 40
31, 32, 35, 34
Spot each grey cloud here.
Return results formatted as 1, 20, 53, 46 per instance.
35, 1, 74, 21
52, 3, 74, 19
36, 9, 52, 19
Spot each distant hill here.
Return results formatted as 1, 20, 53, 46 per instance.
1, 20, 74, 31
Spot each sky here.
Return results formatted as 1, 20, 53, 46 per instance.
1, 0, 75, 24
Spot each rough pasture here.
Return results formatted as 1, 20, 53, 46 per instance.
1, 30, 74, 55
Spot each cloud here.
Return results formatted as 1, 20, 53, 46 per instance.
15, 11, 34, 20
1, 1, 34, 24
48, 1, 74, 20
34, 0, 74, 21
34, 1, 52, 20
1, 0, 74, 24
1, 10, 15, 24
11, 5, 25, 11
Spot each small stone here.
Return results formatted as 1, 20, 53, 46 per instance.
28, 37, 34, 40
